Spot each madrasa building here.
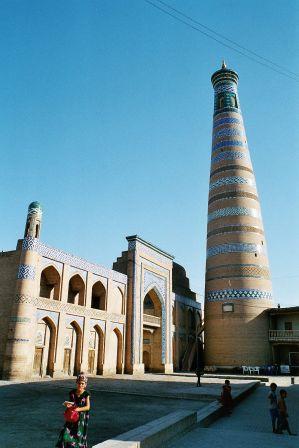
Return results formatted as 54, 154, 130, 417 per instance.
0, 202, 202, 380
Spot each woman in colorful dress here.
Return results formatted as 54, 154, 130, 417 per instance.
56, 372, 91, 448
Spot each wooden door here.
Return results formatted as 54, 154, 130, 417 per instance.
63, 349, 71, 374
33, 347, 43, 376
88, 350, 95, 374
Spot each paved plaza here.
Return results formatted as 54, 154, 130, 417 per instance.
0, 373, 230, 448
167, 377, 299, 448
2, 374, 297, 447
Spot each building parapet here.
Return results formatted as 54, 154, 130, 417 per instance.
22, 237, 127, 284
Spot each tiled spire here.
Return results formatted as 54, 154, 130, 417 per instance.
204, 64, 273, 367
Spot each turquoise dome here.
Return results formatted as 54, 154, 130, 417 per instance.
28, 201, 43, 214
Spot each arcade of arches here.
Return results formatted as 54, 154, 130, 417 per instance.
1, 212, 202, 380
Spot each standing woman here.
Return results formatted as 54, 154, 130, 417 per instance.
56, 372, 91, 448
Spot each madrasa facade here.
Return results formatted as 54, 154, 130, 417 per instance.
0, 202, 202, 380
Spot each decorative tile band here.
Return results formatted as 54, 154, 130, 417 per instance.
208, 190, 259, 205
17, 264, 36, 280
211, 150, 249, 165
213, 117, 242, 129
206, 289, 272, 302
214, 107, 241, 116
209, 176, 255, 191
12, 294, 125, 323
207, 242, 264, 258
206, 264, 270, 281
207, 225, 264, 238
214, 83, 237, 94
212, 140, 246, 153
9, 316, 31, 323
22, 237, 127, 284
7, 338, 30, 343
128, 239, 173, 266
208, 206, 260, 223
210, 164, 253, 178
213, 128, 243, 139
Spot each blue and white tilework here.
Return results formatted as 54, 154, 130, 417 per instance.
143, 270, 166, 302
65, 314, 84, 329
206, 288, 272, 302
211, 150, 250, 165
22, 237, 127, 284
17, 264, 36, 280
208, 206, 260, 222
213, 117, 242, 129
212, 140, 245, 153
36, 309, 59, 326
214, 83, 237, 94
207, 242, 264, 258
213, 128, 243, 139
209, 176, 255, 191
89, 319, 105, 332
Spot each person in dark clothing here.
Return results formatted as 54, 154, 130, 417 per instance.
277, 389, 296, 436
220, 379, 233, 415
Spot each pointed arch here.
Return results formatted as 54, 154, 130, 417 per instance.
91, 281, 106, 310
39, 265, 61, 300
94, 324, 105, 375
113, 327, 123, 374
68, 274, 85, 306
70, 320, 83, 376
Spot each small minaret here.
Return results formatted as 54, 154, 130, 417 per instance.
24, 201, 42, 238
204, 64, 273, 367
3, 202, 42, 379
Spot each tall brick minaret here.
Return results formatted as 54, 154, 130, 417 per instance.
204, 62, 273, 367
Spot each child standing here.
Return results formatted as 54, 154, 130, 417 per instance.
268, 382, 278, 433
220, 379, 233, 415
277, 389, 295, 435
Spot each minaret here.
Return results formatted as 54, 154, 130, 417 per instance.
204, 63, 273, 367
3, 202, 42, 379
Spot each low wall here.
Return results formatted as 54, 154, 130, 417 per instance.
92, 381, 259, 448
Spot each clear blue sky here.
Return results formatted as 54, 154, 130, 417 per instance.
1, 1, 298, 307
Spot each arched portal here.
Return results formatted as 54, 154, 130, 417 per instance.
67, 275, 85, 306
33, 317, 56, 377
63, 321, 82, 376
39, 266, 61, 300
91, 281, 106, 310
143, 288, 163, 372
88, 325, 105, 375
110, 328, 123, 374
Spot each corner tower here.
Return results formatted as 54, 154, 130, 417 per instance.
3, 202, 42, 379
204, 63, 273, 367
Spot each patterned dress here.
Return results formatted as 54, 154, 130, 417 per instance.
56, 389, 90, 448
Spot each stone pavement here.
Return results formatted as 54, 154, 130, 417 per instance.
167, 379, 299, 448
0, 373, 220, 448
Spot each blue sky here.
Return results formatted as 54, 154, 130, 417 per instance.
1, 1, 298, 306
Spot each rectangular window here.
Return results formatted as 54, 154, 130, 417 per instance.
222, 303, 234, 313
285, 322, 292, 330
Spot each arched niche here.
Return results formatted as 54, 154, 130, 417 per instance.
33, 316, 56, 377
91, 281, 106, 310
67, 274, 85, 306
143, 289, 162, 318
39, 266, 61, 300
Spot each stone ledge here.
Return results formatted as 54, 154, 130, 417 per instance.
92, 381, 259, 447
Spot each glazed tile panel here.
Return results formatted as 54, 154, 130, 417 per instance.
209, 176, 256, 191
206, 242, 265, 258
206, 288, 272, 302
208, 206, 260, 223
